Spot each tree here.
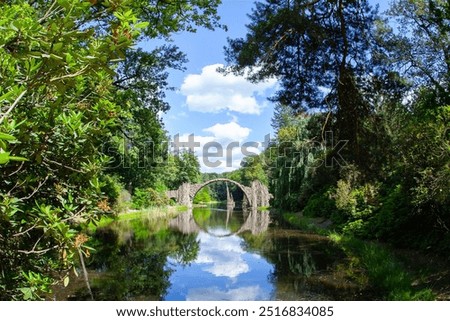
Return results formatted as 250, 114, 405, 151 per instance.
0, 0, 221, 300
267, 107, 328, 210
193, 186, 213, 204
0, 0, 144, 300
375, 0, 450, 105
366, 0, 450, 247
240, 154, 268, 186
174, 151, 201, 186
224, 0, 378, 165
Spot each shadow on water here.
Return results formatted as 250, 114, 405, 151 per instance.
53, 206, 373, 300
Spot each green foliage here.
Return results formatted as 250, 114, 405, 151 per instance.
268, 110, 327, 211
18, 271, 52, 301
226, 0, 449, 257
0, 0, 221, 300
132, 188, 170, 209
100, 175, 123, 209
240, 154, 269, 186
132, 188, 151, 209
174, 151, 202, 186
380, 0, 450, 104
302, 189, 338, 219
225, 0, 376, 165
193, 186, 213, 204
332, 178, 379, 237
0, 132, 28, 164
329, 233, 435, 300
371, 185, 409, 241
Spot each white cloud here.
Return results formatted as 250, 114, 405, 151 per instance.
180, 64, 277, 115
195, 232, 249, 279
204, 259, 249, 278
173, 121, 262, 173
203, 121, 250, 142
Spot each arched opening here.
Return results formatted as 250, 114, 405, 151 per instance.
191, 179, 251, 237
191, 178, 251, 208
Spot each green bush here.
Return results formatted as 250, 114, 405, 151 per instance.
342, 219, 370, 237
329, 233, 435, 300
193, 187, 213, 204
132, 188, 170, 209
302, 189, 338, 218
100, 175, 123, 209
332, 180, 380, 237
372, 185, 409, 241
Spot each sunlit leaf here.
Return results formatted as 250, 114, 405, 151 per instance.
63, 276, 70, 287
8, 156, 28, 162
0, 133, 15, 141
0, 152, 11, 164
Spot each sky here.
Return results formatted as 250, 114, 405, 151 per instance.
140, 0, 389, 173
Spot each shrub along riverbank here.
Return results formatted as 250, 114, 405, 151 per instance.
85, 206, 187, 234
280, 212, 448, 300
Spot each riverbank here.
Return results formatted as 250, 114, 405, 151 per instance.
86, 205, 188, 233
280, 211, 449, 300
55, 206, 380, 300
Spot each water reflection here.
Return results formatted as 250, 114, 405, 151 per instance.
81, 219, 200, 300
186, 285, 270, 301
169, 207, 270, 237
59, 207, 367, 301
165, 207, 274, 300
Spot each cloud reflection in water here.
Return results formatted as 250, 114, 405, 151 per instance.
187, 285, 269, 301
165, 228, 274, 301
196, 229, 249, 279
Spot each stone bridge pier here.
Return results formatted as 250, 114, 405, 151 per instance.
166, 178, 271, 209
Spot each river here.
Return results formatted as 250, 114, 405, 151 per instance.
51, 205, 371, 300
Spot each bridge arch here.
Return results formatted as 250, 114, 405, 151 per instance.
166, 179, 271, 209
190, 178, 251, 206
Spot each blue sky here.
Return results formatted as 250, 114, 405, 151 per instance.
141, 0, 389, 173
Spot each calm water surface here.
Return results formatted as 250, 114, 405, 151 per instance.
54, 206, 368, 300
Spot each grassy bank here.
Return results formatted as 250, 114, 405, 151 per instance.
281, 212, 436, 300
328, 233, 434, 300
282, 212, 328, 235
86, 205, 187, 233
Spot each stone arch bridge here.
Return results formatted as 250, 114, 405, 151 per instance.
166, 178, 271, 208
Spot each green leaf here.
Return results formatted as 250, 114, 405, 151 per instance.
8, 156, 28, 162
0, 132, 16, 141
50, 53, 63, 60
73, 267, 79, 278
0, 90, 15, 102
134, 22, 149, 30
0, 152, 11, 164
53, 42, 64, 52
19, 287, 33, 300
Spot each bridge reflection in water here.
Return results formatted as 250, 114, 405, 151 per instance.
169, 206, 270, 236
